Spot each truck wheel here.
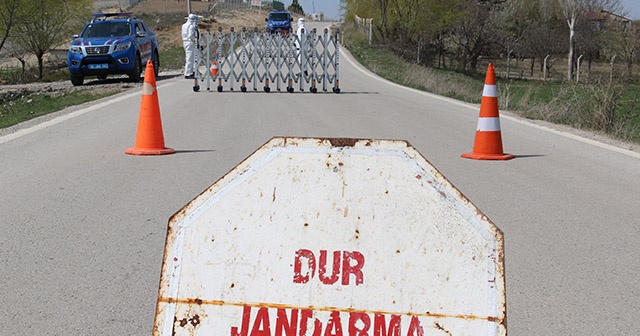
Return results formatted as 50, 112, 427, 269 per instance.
153, 50, 160, 77
129, 54, 142, 82
70, 74, 84, 86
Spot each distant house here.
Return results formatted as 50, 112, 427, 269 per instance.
585, 9, 632, 33
311, 12, 324, 22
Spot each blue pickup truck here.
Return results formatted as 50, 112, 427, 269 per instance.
67, 13, 160, 86
265, 10, 293, 35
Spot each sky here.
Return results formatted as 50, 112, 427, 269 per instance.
620, 0, 640, 19
287, 0, 640, 21
288, 0, 342, 20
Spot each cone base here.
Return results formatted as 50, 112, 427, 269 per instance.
461, 152, 515, 160
125, 147, 175, 156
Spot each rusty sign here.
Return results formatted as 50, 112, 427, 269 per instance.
153, 137, 506, 336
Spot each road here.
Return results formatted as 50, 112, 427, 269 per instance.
1, 26, 640, 335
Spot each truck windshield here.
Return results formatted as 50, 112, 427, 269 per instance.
83, 22, 131, 38
269, 13, 290, 21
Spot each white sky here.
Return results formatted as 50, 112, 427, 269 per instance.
288, 0, 342, 20
285, 0, 640, 21
619, 0, 640, 19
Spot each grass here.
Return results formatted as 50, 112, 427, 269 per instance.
342, 25, 640, 144
0, 89, 124, 129
160, 45, 186, 72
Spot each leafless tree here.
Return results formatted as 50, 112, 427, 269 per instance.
557, 0, 622, 81
11, 0, 91, 79
0, 0, 22, 52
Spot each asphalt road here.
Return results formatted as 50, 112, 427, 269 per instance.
1, 30, 639, 335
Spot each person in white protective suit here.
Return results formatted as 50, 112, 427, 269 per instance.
295, 17, 308, 76
182, 14, 199, 79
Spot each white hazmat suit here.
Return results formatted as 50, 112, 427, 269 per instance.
182, 14, 199, 78
296, 18, 308, 76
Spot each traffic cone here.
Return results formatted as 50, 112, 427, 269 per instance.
125, 60, 175, 156
210, 59, 218, 77
461, 63, 514, 160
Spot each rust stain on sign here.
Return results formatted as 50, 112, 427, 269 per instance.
157, 298, 504, 324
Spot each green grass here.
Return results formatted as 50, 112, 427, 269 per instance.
160, 45, 186, 72
0, 89, 123, 128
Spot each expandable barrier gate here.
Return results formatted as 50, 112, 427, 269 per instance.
192, 27, 340, 93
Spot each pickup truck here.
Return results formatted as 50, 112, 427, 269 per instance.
265, 10, 293, 35
67, 13, 160, 86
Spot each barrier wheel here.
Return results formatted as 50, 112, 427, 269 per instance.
193, 85, 200, 92
264, 86, 271, 93
241, 86, 247, 92
310, 87, 318, 93
333, 87, 340, 94
287, 86, 294, 93
217, 85, 223, 92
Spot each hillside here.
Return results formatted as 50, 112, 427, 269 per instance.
125, 2, 275, 49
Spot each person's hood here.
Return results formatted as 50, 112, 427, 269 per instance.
188, 13, 198, 23
297, 18, 305, 27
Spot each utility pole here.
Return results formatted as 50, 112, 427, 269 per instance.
187, 0, 191, 14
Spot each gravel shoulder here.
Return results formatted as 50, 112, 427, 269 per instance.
0, 69, 182, 137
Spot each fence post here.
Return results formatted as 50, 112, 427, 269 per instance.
543, 55, 550, 81
610, 55, 616, 83
576, 54, 583, 83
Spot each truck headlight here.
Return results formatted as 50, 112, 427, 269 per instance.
114, 41, 132, 52
69, 45, 82, 54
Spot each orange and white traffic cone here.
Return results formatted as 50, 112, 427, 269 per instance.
210, 59, 218, 77
461, 63, 514, 160
125, 60, 175, 156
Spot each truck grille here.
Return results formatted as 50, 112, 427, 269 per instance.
86, 46, 110, 55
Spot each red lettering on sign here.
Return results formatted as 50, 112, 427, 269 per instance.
374, 314, 401, 336
230, 307, 424, 336
348, 312, 370, 336
406, 316, 424, 336
319, 250, 341, 285
230, 305, 251, 336
342, 251, 365, 286
300, 309, 322, 336
293, 249, 365, 286
293, 249, 316, 283
325, 311, 344, 336
275, 308, 298, 336
251, 307, 270, 336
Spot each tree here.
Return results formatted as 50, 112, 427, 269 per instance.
11, 0, 91, 79
288, 0, 304, 15
557, 0, 622, 81
449, 0, 504, 72
0, 0, 22, 52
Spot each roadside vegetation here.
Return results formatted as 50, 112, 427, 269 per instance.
343, 25, 640, 143
0, 89, 121, 128
342, 0, 640, 143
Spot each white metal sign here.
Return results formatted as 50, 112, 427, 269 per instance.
153, 137, 506, 336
